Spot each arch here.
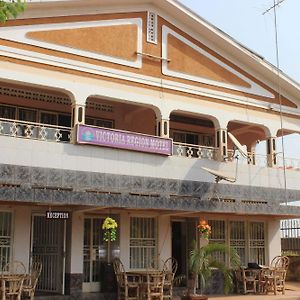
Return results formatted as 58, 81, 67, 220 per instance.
227, 120, 271, 151
85, 95, 159, 136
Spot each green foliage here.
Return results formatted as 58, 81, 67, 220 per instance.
0, 0, 26, 23
189, 241, 241, 295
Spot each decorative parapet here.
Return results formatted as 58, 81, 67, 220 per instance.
0, 163, 300, 216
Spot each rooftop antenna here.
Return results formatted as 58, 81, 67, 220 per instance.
202, 132, 251, 201
263, 0, 288, 205
262, 0, 286, 15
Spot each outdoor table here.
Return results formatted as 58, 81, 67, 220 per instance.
0, 274, 26, 300
127, 270, 162, 299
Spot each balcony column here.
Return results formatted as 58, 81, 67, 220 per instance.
72, 104, 85, 126
156, 118, 169, 138
215, 128, 227, 161
249, 144, 256, 165
266, 136, 277, 167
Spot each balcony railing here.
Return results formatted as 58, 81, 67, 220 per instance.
173, 142, 216, 159
0, 118, 71, 142
1, 117, 300, 172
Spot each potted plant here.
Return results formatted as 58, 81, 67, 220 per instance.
101, 217, 118, 292
182, 220, 240, 300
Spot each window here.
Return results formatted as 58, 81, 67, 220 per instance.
129, 217, 157, 269
230, 221, 246, 265
208, 219, 266, 266
0, 105, 16, 119
249, 222, 265, 265
86, 117, 114, 129
0, 212, 12, 270
209, 220, 226, 262
171, 130, 214, 147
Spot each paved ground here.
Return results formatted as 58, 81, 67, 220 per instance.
34, 281, 300, 300
172, 282, 300, 300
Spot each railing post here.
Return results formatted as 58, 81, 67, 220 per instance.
215, 128, 227, 161
266, 136, 277, 167
156, 118, 169, 138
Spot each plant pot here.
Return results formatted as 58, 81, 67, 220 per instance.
181, 295, 208, 300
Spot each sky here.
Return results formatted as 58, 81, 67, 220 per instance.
178, 0, 300, 160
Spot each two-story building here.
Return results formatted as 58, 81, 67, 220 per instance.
0, 0, 300, 296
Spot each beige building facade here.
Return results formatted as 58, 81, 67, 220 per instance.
0, 0, 300, 296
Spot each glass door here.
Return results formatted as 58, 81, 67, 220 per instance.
83, 218, 103, 293
83, 216, 120, 293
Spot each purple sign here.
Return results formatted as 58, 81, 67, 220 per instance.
76, 124, 172, 156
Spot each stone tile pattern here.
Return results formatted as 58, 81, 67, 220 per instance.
0, 163, 300, 215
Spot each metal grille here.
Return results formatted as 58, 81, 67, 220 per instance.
0, 212, 12, 270
209, 220, 226, 263
281, 219, 300, 255
32, 216, 65, 293
249, 222, 265, 265
130, 217, 157, 269
83, 218, 103, 283
230, 221, 246, 265
0, 86, 70, 105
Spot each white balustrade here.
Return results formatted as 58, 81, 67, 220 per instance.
0, 117, 71, 143
173, 142, 216, 160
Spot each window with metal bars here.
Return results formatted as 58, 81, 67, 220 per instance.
208, 219, 265, 266
0, 212, 12, 270
129, 217, 157, 269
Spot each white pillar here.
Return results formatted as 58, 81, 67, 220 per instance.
156, 118, 169, 138
14, 206, 31, 270
72, 104, 86, 127
158, 215, 171, 269
215, 128, 227, 161
266, 136, 277, 167
267, 220, 281, 264
70, 212, 84, 274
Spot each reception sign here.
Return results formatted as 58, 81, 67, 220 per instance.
76, 124, 172, 156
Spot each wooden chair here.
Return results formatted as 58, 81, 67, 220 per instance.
162, 258, 178, 300
263, 256, 289, 295
2, 261, 26, 275
112, 258, 140, 300
22, 260, 42, 300
235, 267, 259, 294
145, 272, 165, 300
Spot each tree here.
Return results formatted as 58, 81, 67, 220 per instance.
189, 241, 241, 296
0, 0, 26, 23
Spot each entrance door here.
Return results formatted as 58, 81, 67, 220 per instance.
31, 215, 66, 294
171, 219, 197, 284
83, 218, 104, 293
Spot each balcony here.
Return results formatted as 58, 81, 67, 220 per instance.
1, 117, 300, 174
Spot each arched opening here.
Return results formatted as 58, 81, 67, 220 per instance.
0, 81, 73, 142
86, 97, 157, 136
170, 111, 216, 158
227, 121, 268, 165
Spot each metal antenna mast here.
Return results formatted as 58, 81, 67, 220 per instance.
262, 0, 286, 15
263, 0, 288, 205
